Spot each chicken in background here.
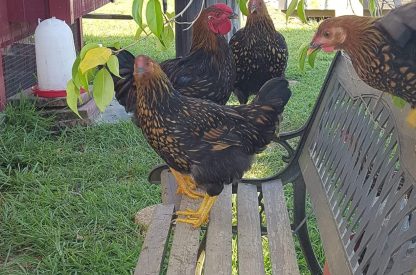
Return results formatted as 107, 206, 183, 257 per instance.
132, 55, 291, 227
229, 0, 288, 104
112, 4, 238, 113
308, 2, 416, 112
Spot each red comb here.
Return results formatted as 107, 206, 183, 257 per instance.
211, 3, 233, 14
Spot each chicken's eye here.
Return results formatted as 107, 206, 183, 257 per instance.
323, 31, 330, 38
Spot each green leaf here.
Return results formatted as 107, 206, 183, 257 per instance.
296, 0, 307, 23
286, 0, 298, 22
112, 41, 121, 50
93, 68, 115, 112
79, 47, 112, 74
79, 71, 89, 91
298, 43, 308, 71
80, 43, 100, 60
72, 57, 81, 80
107, 55, 120, 78
368, 0, 377, 16
392, 95, 407, 109
66, 80, 81, 118
238, 0, 249, 16
146, 0, 164, 37
72, 57, 82, 88
132, 0, 144, 27
166, 12, 175, 19
307, 48, 319, 68
135, 24, 148, 39
160, 24, 174, 49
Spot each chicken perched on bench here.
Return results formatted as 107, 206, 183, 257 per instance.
307, 2, 416, 108
112, 4, 237, 112
128, 55, 291, 228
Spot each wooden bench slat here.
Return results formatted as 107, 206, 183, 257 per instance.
262, 180, 300, 275
161, 170, 182, 211
166, 191, 202, 275
237, 183, 266, 275
134, 204, 175, 275
204, 184, 233, 275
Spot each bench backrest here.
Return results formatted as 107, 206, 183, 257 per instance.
299, 53, 416, 274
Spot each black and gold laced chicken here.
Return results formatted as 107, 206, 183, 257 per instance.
129, 55, 291, 227
229, 0, 288, 104
308, 2, 416, 107
112, 3, 237, 112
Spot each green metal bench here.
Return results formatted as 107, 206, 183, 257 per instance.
134, 53, 416, 275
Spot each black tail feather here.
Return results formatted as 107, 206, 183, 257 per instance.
252, 77, 291, 112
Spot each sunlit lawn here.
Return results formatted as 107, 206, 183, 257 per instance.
0, 0, 334, 274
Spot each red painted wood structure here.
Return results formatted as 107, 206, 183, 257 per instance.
0, 0, 111, 111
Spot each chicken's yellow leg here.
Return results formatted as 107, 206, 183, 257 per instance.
176, 194, 218, 228
170, 169, 204, 199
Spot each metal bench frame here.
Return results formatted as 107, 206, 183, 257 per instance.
135, 53, 416, 275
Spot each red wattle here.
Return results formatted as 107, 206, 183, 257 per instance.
209, 20, 232, 35
322, 46, 335, 52
217, 20, 232, 35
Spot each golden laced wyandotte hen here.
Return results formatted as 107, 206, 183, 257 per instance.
112, 4, 237, 113
126, 55, 291, 227
229, 0, 288, 104
308, 2, 416, 123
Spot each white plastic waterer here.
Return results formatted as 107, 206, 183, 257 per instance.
34, 17, 76, 97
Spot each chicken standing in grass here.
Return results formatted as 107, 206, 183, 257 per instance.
229, 0, 288, 104
308, 3, 416, 110
129, 55, 291, 227
113, 4, 238, 112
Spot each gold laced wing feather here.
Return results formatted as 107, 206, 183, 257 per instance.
168, 98, 272, 162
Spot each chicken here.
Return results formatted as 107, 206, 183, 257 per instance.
112, 3, 237, 112
132, 55, 291, 227
308, 2, 416, 107
229, 0, 288, 104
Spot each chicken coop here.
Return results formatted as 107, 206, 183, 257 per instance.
0, 0, 112, 111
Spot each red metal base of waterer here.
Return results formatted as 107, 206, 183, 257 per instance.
32, 85, 86, 98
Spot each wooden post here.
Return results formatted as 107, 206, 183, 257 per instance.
0, 54, 6, 111
75, 18, 83, 51
174, 0, 203, 57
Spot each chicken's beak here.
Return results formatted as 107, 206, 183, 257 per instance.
228, 12, 238, 19
307, 42, 321, 55
249, 5, 257, 13
136, 67, 146, 77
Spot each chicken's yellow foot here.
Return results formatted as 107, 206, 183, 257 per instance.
170, 168, 204, 199
176, 194, 218, 228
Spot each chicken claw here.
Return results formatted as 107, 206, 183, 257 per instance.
176, 195, 218, 228
170, 169, 204, 199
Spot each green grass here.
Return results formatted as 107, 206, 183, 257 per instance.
0, 1, 334, 274
0, 100, 161, 274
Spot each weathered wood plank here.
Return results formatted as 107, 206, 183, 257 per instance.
161, 170, 182, 211
134, 204, 175, 275
166, 194, 202, 275
262, 180, 300, 275
237, 183, 265, 275
204, 184, 232, 275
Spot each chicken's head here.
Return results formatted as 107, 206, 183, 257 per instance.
248, 0, 267, 15
134, 55, 165, 84
308, 17, 348, 55
205, 4, 238, 35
